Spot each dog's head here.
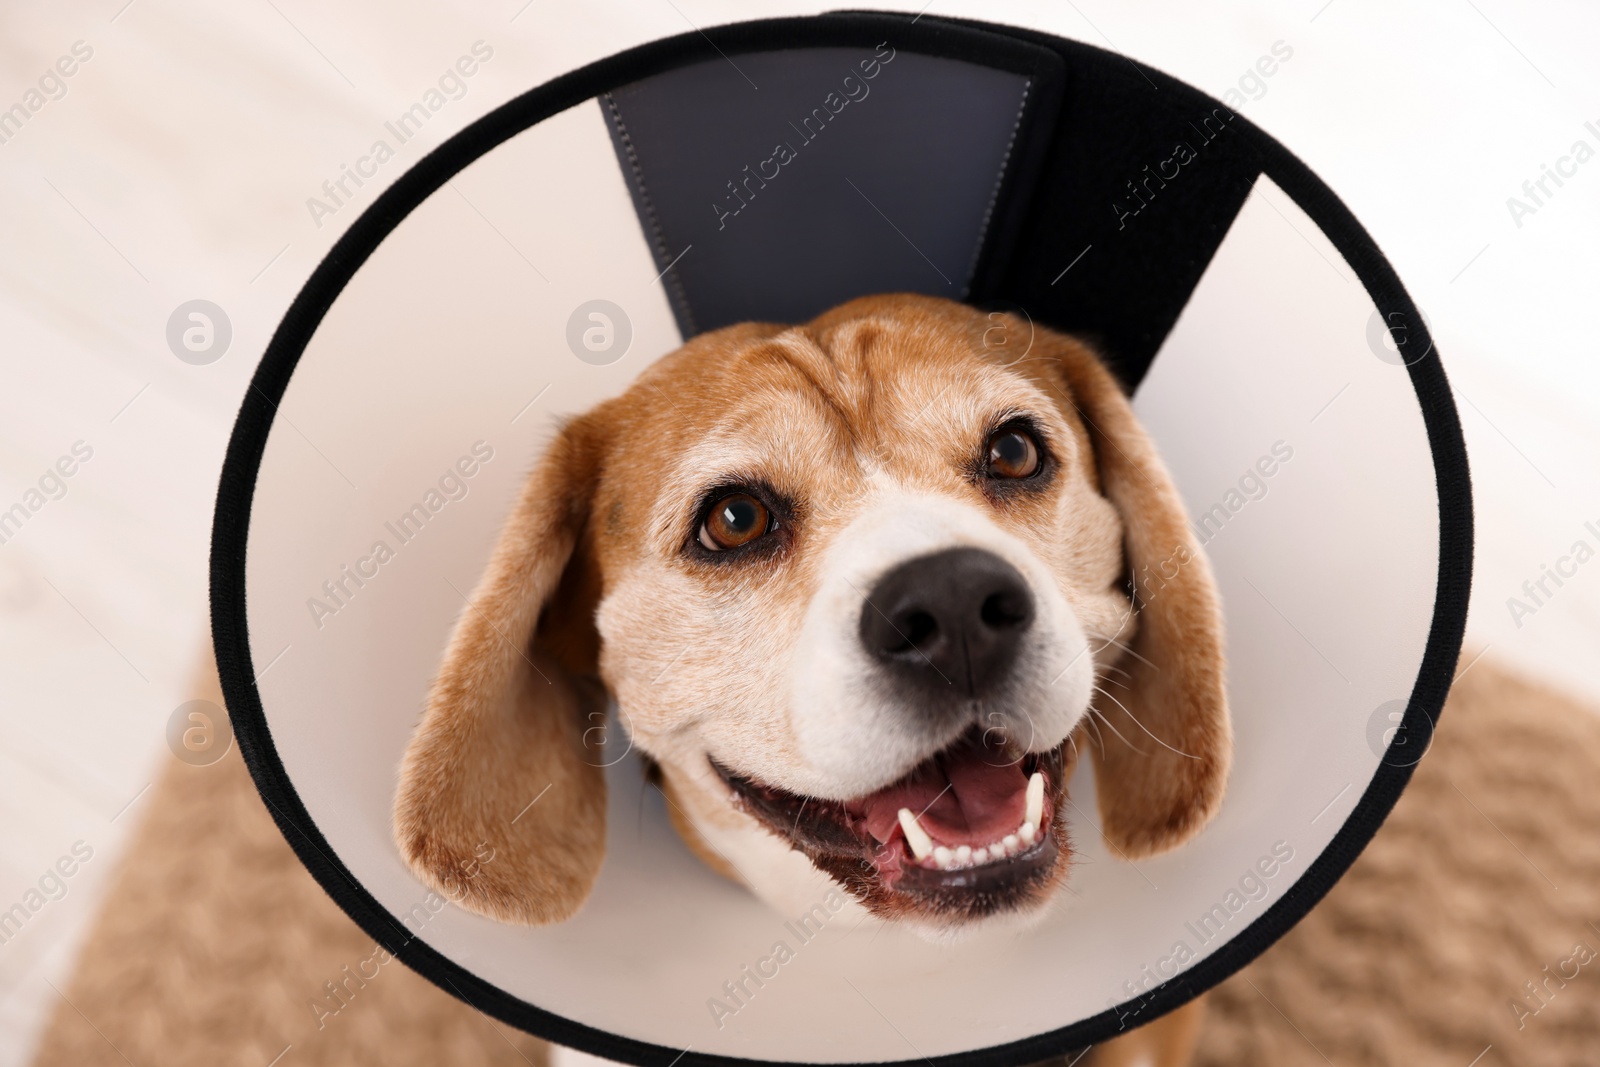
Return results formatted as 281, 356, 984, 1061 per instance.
394, 294, 1228, 934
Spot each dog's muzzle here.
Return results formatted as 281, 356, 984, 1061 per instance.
716, 542, 1079, 924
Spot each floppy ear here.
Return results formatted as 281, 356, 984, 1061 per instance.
393, 417, 609, 925
1040, 331, 1231, 859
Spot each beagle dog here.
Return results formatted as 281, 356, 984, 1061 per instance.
393, 294, 1228, 1060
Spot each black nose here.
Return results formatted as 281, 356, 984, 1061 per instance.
859, 547, 1035, 698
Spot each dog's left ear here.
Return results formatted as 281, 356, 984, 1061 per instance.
1035, 329, 1231, 859
393, 415, 609, 925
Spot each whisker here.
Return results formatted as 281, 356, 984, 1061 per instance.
1101, 634, 1159, 673
1006, 705, 1040, 761
1088, 618, 1133, 658
1088, 705, 1144, 755
1096, 664, 1132, 687
1081, 713, 1107, 755
1097, 631, 1131, 654
1093, 685, 1200, 760
1080, 714, 1107, 755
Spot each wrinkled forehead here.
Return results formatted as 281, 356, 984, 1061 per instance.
612, 316, 1081, 545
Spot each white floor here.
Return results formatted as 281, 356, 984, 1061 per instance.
1, 1, 1597, 1063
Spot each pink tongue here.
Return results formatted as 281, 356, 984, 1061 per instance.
852, 736, 1029, 847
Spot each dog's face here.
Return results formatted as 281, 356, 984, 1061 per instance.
394, 295, 1229, 934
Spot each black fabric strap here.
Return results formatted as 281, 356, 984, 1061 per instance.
601, 11, 1262, 390
601, 27, 1061, 336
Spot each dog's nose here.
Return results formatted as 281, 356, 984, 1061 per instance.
859, 547, 1035, 697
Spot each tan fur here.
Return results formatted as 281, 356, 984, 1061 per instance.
394, 293, 1229, 928
1026, 329, 1232, 857
657, 769, 742, 883
392, 417, 612, 924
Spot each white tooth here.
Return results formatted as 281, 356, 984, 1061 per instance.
955, 845, 972, 865
933, 846, 953, 869
1025, 772, 1045, 830
973, 847, 990, 865
1003, 834, 1020, 854
899, 808, 934, 861
1019, 822, 1036, 844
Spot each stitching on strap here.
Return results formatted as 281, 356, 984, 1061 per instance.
602, 92, 697, 336
962, 78, 1032, 299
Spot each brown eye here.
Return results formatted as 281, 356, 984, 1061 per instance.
698, 493, 772, 550
986, 427, 1041, 479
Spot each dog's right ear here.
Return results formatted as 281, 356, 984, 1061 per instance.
393, 415, 609, 925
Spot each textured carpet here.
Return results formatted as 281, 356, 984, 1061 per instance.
29, 661, 549, 1067
1193, 655, 1600, 1067
31, 653, 1600, 1065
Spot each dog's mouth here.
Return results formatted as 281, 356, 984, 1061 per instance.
712, 727, 1069, 923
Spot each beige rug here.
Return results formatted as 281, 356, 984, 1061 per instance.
1194, 654, 1600, 1066
30, 659, 548, 1067
32, 653, 1600, 1065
